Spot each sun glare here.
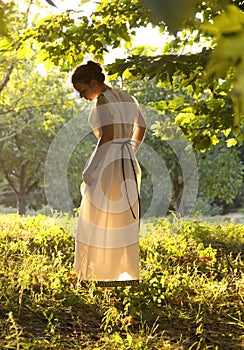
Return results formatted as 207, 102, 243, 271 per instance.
15, 0, 171, 65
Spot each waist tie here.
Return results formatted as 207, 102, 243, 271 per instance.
111, 139, 140, 220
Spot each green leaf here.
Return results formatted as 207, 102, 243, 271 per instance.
143, 0, 195, 33
16, 44, 33, 60
226, 138, 237, 147
211, 135, 220, 146
44, 0, 57, 7
202, 5, 244, 36
127, 333, 133, 346
0, 38, 12, 52
222, 128, 231, 137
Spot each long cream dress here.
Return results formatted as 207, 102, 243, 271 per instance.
74, 88, 146, 284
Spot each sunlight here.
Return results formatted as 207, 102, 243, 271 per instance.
15, 0, 168, 65
104, 24, 171, 64
133, 24, 169, 50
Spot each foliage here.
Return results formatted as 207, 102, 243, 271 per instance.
0, 64, 70, 214
202, 5, 244, 130
107, 50, 211, 84
0, 92, 94, 215
0, 0, 96, 214
0, 213, 243, 349
142, 0, 195, 33
17, 0, 148, 67
0, 0, 9, 37
197, 144, 244, 204
124, 78, 244, 212
1, 0, 244, 150
107, 53, 241, 151
104, 1, 244, 149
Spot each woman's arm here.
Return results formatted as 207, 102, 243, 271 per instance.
132, 111, 146, 154
82, 124, 114, 186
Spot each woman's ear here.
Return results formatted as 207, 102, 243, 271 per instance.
90, 79, 98, 90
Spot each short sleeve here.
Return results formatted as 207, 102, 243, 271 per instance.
88, 94, 114, 130
131, 96, 147, 128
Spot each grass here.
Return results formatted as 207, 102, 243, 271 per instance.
0, 213, 243, 349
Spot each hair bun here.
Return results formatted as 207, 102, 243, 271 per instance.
71, 60, 105, 85
87, 60, 102, 73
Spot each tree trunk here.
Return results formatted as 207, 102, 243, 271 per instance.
4, 161, 39, 215
17, 192, 26, 215
18, 164, 27, 215
173, 177, 184, 217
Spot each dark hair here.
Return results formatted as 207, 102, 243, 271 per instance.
71, 61, 105, 85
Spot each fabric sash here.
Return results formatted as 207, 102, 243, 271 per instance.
111, 139, 140, 220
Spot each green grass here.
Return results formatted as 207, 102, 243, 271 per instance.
0, 214, 243, 349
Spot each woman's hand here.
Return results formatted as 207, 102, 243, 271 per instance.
132, 140, 140, 154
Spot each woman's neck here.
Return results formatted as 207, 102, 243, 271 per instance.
98, 83, 111, 95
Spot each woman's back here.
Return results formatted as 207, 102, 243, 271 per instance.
89, 88, 142, 140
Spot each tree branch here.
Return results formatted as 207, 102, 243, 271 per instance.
0, 117, 36, 142
0, 96, 23, 115
4, 171, 19, 194
26, 180, 39, 195
0, 101, 61, 115
0, 63, 14, 93
0, 1, 35, 94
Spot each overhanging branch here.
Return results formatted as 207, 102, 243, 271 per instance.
0, 63, 14, 93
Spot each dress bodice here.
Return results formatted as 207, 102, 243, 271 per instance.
88, 88, 142, 140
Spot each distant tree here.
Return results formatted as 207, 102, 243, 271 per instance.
0, 62, 70, 214
0, 0, 93, 214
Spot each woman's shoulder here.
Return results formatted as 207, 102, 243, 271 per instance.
112, 88, 133, 99
98, 88, 135, 104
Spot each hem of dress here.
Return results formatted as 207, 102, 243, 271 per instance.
79, 279, 139, 287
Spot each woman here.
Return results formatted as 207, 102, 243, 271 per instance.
72, 61, 146, 286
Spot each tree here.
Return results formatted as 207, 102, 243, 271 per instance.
0, 58, 95, 214
197, 145, 243, 206
125, 78, 244, 215
0, 0, 93, 214
0, 62, 70, 214
106, 2, 244, 150
7, 0, 242, 150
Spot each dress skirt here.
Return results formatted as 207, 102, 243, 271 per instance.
74, 142, 141, 283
